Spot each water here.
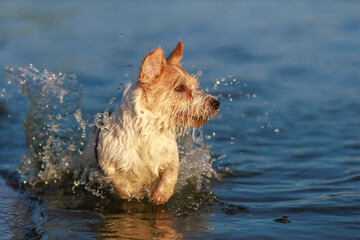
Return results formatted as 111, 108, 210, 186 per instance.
0, 1, 360, 239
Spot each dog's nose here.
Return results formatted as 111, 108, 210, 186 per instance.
210, 98, 220, 110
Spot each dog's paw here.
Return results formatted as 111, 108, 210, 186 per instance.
151, 188, 173, 205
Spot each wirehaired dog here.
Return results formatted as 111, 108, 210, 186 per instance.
85, 41, 219, 204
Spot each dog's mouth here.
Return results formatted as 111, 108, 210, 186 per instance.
175, 110, 219, 128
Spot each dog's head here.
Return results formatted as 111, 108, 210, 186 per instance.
136, 41, 219, 130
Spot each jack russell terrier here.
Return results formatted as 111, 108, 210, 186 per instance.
84, 41, 219, 204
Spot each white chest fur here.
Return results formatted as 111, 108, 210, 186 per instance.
95, 88, 180, 200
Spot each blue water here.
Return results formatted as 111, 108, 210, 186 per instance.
1, 1, 360, 239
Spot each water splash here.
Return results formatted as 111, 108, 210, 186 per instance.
176, 132, 218, 192
5, 65, 218, 200
6, 65, 84, 189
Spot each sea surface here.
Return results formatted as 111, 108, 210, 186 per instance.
0, 1, 359, 239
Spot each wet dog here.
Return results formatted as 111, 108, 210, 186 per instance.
85, 41, 219, 204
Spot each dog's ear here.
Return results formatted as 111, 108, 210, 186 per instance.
140, 47, 164, 81
167, 40, 183, 65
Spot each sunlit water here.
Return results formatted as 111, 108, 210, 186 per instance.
1, 1, 360, 239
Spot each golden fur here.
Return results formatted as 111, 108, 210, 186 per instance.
84, 41, 220, 204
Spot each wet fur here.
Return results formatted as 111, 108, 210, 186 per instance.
84, 41, 219, 204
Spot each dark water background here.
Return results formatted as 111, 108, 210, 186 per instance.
1, 1, 360, 239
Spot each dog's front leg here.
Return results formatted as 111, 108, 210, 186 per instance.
152, 163, 180, 205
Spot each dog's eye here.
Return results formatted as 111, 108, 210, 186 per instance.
175, 85, 185, 92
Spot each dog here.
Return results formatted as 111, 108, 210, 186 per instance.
84, 41, 220, 204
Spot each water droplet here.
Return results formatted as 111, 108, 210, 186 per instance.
108, 97, 116, 105
274, 128, 280, 134
118, 83, 124, 91
50, 124, 59, 132
68, 144, 76, 151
